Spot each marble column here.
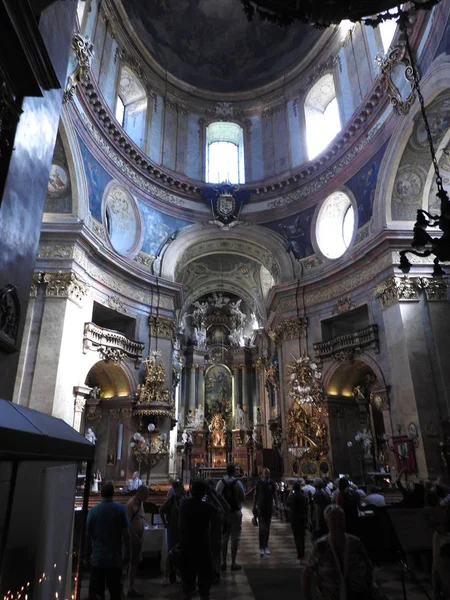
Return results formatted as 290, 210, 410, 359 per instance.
233, 367, 241, 411
197, 367, 205, 410
242, 365, 249, 413
189, 366, 196, 412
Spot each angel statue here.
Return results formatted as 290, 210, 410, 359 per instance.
229, 327, 243, 348
230, 299, 246, 327
234, 406, 246, 430
85, 428, 97, 445
192, 300, 208, 321
194, 326, 207, 349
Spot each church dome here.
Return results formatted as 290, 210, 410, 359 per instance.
120, 0, 324, 93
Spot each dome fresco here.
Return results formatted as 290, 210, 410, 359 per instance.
121, 0, 323, 92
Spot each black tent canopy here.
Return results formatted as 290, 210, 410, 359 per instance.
0, 399, 95, 461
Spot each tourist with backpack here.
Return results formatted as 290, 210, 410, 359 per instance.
216, 463, 245, 571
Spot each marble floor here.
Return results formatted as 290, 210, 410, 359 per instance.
81, 506, 432, 600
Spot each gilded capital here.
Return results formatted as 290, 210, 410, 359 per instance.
421, 278, 448, 301
43, 271, 89, 305
268, 317, 308, 344
374, 276, 419, 309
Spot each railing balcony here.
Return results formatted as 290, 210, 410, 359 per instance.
313, 324, 379, 361
83, 322, 144, 367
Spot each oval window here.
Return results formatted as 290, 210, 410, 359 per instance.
316, 192, 355, 259
103, 185, 142, 257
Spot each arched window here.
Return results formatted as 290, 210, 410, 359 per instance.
315, 191, 355, 259
377, 12, 398, 53
205, 122, 245, 184
304, 74, 341, 160
114, 66, 147, 150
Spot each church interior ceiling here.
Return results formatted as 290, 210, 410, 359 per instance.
119, 0, 323, 92
391, 88, 450, 220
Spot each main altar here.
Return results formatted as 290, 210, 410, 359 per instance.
177, 291, 263, 476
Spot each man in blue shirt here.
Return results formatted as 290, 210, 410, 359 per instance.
86, 481, 131, 600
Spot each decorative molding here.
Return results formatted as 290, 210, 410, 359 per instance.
421, 278, 448, 302
374, 276, 447, 309
0, 284, 20, 352
63, 33, 94, 103
91, 218, 106, 241
305, 251, 392, 307
266, 122, 382, 207
277, 297, 297, 312
72, 247, 174, 309
375, 44, 416, 116
38, 245, 74, 260
83, 321, 144, 367
332, 297, 356, 315
43, 271, 90, 305
86, 405, 102, 422
30, 272, 44, 297
301, 255, 323, 270
149, 316, 176, 340
134, 252, 155, 268
165, 98, 188, 115
80, 88, 198, 198
313, 324, 379, 360
110, 408, 120, 419
354, 222, 371, 245
204, 101, 243, 119
261, 103, 285, 118
106, 294, 128, 313
74, 396, 86, 413
375, 276, 419, 309
121, 408, 133, 420
268, 317, 308, 344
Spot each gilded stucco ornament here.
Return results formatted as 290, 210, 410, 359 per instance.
63, 33, 94, 103
134, 351, 174, 417
268, 317, 308, 344
286, 355, 329, 466
332, 297, 356, 315
375, 44, 416, 115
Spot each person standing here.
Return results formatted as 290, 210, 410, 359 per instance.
179, 479, 218, 600
287, 481, 309, 562
85, 481, 131, 600
336, 477, 360, 536
253, 468, 278, 557
313, 478, 330, 540
303, 505, 373, 600
126, 485, 149, 598
128, 471, 143, 491
216, 463, 245, 571
160, 480, 186, 584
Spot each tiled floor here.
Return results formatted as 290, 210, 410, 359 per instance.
81, 506, 433, 599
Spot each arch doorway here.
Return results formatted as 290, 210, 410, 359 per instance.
83, 360, 134, 481
324, 359, 390, 483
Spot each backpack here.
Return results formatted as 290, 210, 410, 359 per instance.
221, 478, 240, 512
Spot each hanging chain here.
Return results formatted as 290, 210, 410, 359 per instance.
401, 14, 443, 191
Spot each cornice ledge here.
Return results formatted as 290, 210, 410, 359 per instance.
79, 81, 202, 197
252, 80, 389, 200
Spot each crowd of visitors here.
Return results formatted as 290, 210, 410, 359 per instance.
83, 468, 450, 600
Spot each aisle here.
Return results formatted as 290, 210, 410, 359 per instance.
136, 505, 304, 599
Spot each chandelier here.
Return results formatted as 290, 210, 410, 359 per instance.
239, 1, 440, 28
396, 14, 450, 277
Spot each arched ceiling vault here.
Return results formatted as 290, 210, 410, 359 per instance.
158, 224, 296, 284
